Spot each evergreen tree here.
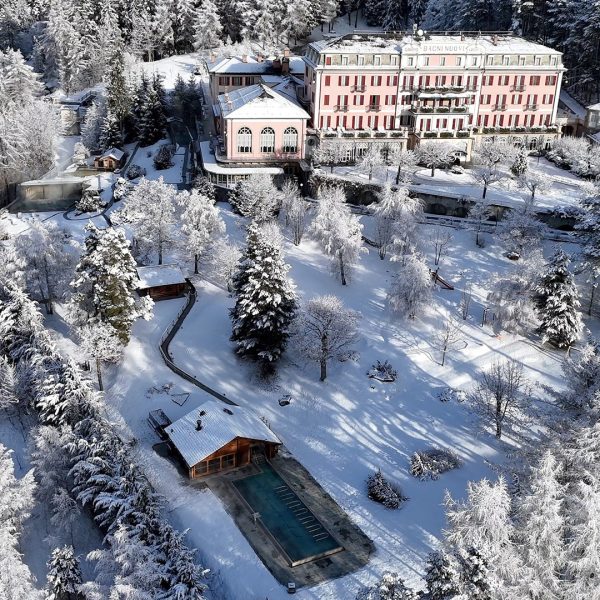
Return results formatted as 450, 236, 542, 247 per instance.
104, 47, 131, 137
0, 49, 42, 108
193, 0, 223, 51
357, 571, 418, 599
242, 0, 275, 45
511, 145, 529, 177
230, 222, 296, 372
364, 0, 385, 25
535, 249, 583, 349
173, 0, 197, 52
383, 0, 406, 29
457, 547, 491, 600
577, 185, 600, 315
99, 106, 124, 150
409, 0, 428, 24
70, 223, 152, 344
137, 85, 166, 146
81, 97, 106, 152
46, 545, 83, 600
425, 550, 460, 599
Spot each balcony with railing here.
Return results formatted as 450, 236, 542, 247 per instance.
524, 103, 539, 111
334, 104, 349, 112
510, 84, 526, 92
492, 104, 507, 111
351, 85, 366, 92
367, 104, 381, 112
409, 103, 470, 114
317, 127, 409, 140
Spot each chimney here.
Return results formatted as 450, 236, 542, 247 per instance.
195, 419, 203, 431
241, 54, 248, 63
283, 47, 290, 58
282, 58, 290, 75
256, 53, 264, 63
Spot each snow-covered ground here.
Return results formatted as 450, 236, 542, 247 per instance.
328, 155, 587, 212
90, 204, 577, 599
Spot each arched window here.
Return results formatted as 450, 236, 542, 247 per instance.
237, 127, 252, 153
282, 127, 298, 153
260, 127, 275, 153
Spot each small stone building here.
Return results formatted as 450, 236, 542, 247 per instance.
136, 264, 187, 300
94, 148, 126, 171
166, 400, 282, 478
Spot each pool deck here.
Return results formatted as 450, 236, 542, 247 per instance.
205, 450, 374, 589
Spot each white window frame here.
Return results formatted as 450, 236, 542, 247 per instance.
283, 127, 298, 153
260, 127, 275, 153
237, 127, 252, 153
374, 55, 381, 65
358, 55, 365, 65
341, 55, 348, 65
440, 56, 446, 66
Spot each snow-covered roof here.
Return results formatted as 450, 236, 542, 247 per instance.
309, 33, 562, 56
199, 141, 284, 176
587, 102, 600, 112
98, 147, 124, 161
218, 84, 309, 120
136, 264, 186, 289
559, 91, 586, 119
20, 176, 84, 186
166, 399, 281, 467
207, 55, 304, 75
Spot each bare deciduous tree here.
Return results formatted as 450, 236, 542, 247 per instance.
417, 142, 457, 177
460, 278, 473, 320
470, 360, 529, 438
296, 295, 360, 381
431, 226, 453, 266
434, 315, 463, 366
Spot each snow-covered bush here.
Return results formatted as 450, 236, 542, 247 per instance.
368, 360, 397, 382
410, 448, 463, 481
126, 164, 146, 180
437, 387, 466, 403
76, 188, 102, 213
366, 469, 406, 509
153, 144, 175, 170
356, 571, 418, 600
546, 137, 600, 177
113, 177, 133, 202
387, 253, 432, 319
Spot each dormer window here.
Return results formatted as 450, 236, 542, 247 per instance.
341, 55, 348, 65
374, 55, 381, 65
358, 55, 365, 65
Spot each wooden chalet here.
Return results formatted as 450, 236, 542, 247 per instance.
136, 264, 187, 300
94, 147, 126, 171
165, 400, 282, 478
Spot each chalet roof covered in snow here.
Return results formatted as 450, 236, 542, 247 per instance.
136, 264, 186, 289
98, 147, 124, 161
218, 84, 309, 120
166, 400, 281, 467
308, 32, 563, 56
206, 54, 305, 75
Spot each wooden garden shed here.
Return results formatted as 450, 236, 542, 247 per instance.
136, 264, 187, 300
165, 400, 282, 478
94, 147, 126, 171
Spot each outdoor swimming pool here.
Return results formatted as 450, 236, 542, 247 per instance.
233, 461, 343, 566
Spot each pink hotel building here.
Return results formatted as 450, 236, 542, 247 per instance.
203, 32, 564, 186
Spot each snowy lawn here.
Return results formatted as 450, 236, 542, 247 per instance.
330, 155, 587, 211
97, 203, 577, 599
127, 138, 186, 186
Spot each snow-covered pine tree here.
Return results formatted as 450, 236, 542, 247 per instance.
242, 0, 275, 46
137, 84, 166, 146
173, 0, 198, 52
514, 450, 565, 599
150, 0, 175, 58
457, 547, 491, 600
230, 222, 296, 372
79, 322, 123, 391
180, 189, 226, 273
0, 49, 42, 107
577, 184, 600, 315
535, 249, 583, 349
382, 0, 406, 30
373, 184, 412, 260
104, 47, 130, 139
80, 97, 106, 153
562, 338, 600, 413
99, 106, 124, 150
193, 0, 223, 51
46, 545, 83, 600
510, 145, 529, 177
356, 571, 418, 600
229, 174, 279, 222
424, 550, 460, 600
70, 223, 152, 344
364, 0, 385, 25
409, 0, 428, 25
311, 184, 365, 285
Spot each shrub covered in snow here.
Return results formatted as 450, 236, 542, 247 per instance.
410, 447, 463, 481
368, 360, 397, 382
113, 177, 133, 202
126, 163, 146, 179
367, 469, 406, 509
356, 571, 418, 599
76, 188, 102, 213
153, 144, 175, 170
437, 387, 466, 403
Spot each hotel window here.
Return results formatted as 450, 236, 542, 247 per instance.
519, 56, 525, 65
424, 57, 430, 66
323, 94, 330, 105
529, 75, 540, 85
236, 127, 252, 153
341, 55, 348, 65
374, 55, 381, 65
371, 75, 382, 86
391, 55, 398, 65
471, 57, 478, 66
407, 57, 414, 66
260, 127, 275, 152
503, 56, 510, 65
456, 57, 462, 66
440, 57, 446, 66
218, 76, 230, 86
534, 56, 541, 65
486, 56, 493, 65
232, 76, 242, 85
324, 75, 331, 85
325, 56, 331, 65
358, 55, 365, 65
551, 56, 558, 65
546, 75, 557, 85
